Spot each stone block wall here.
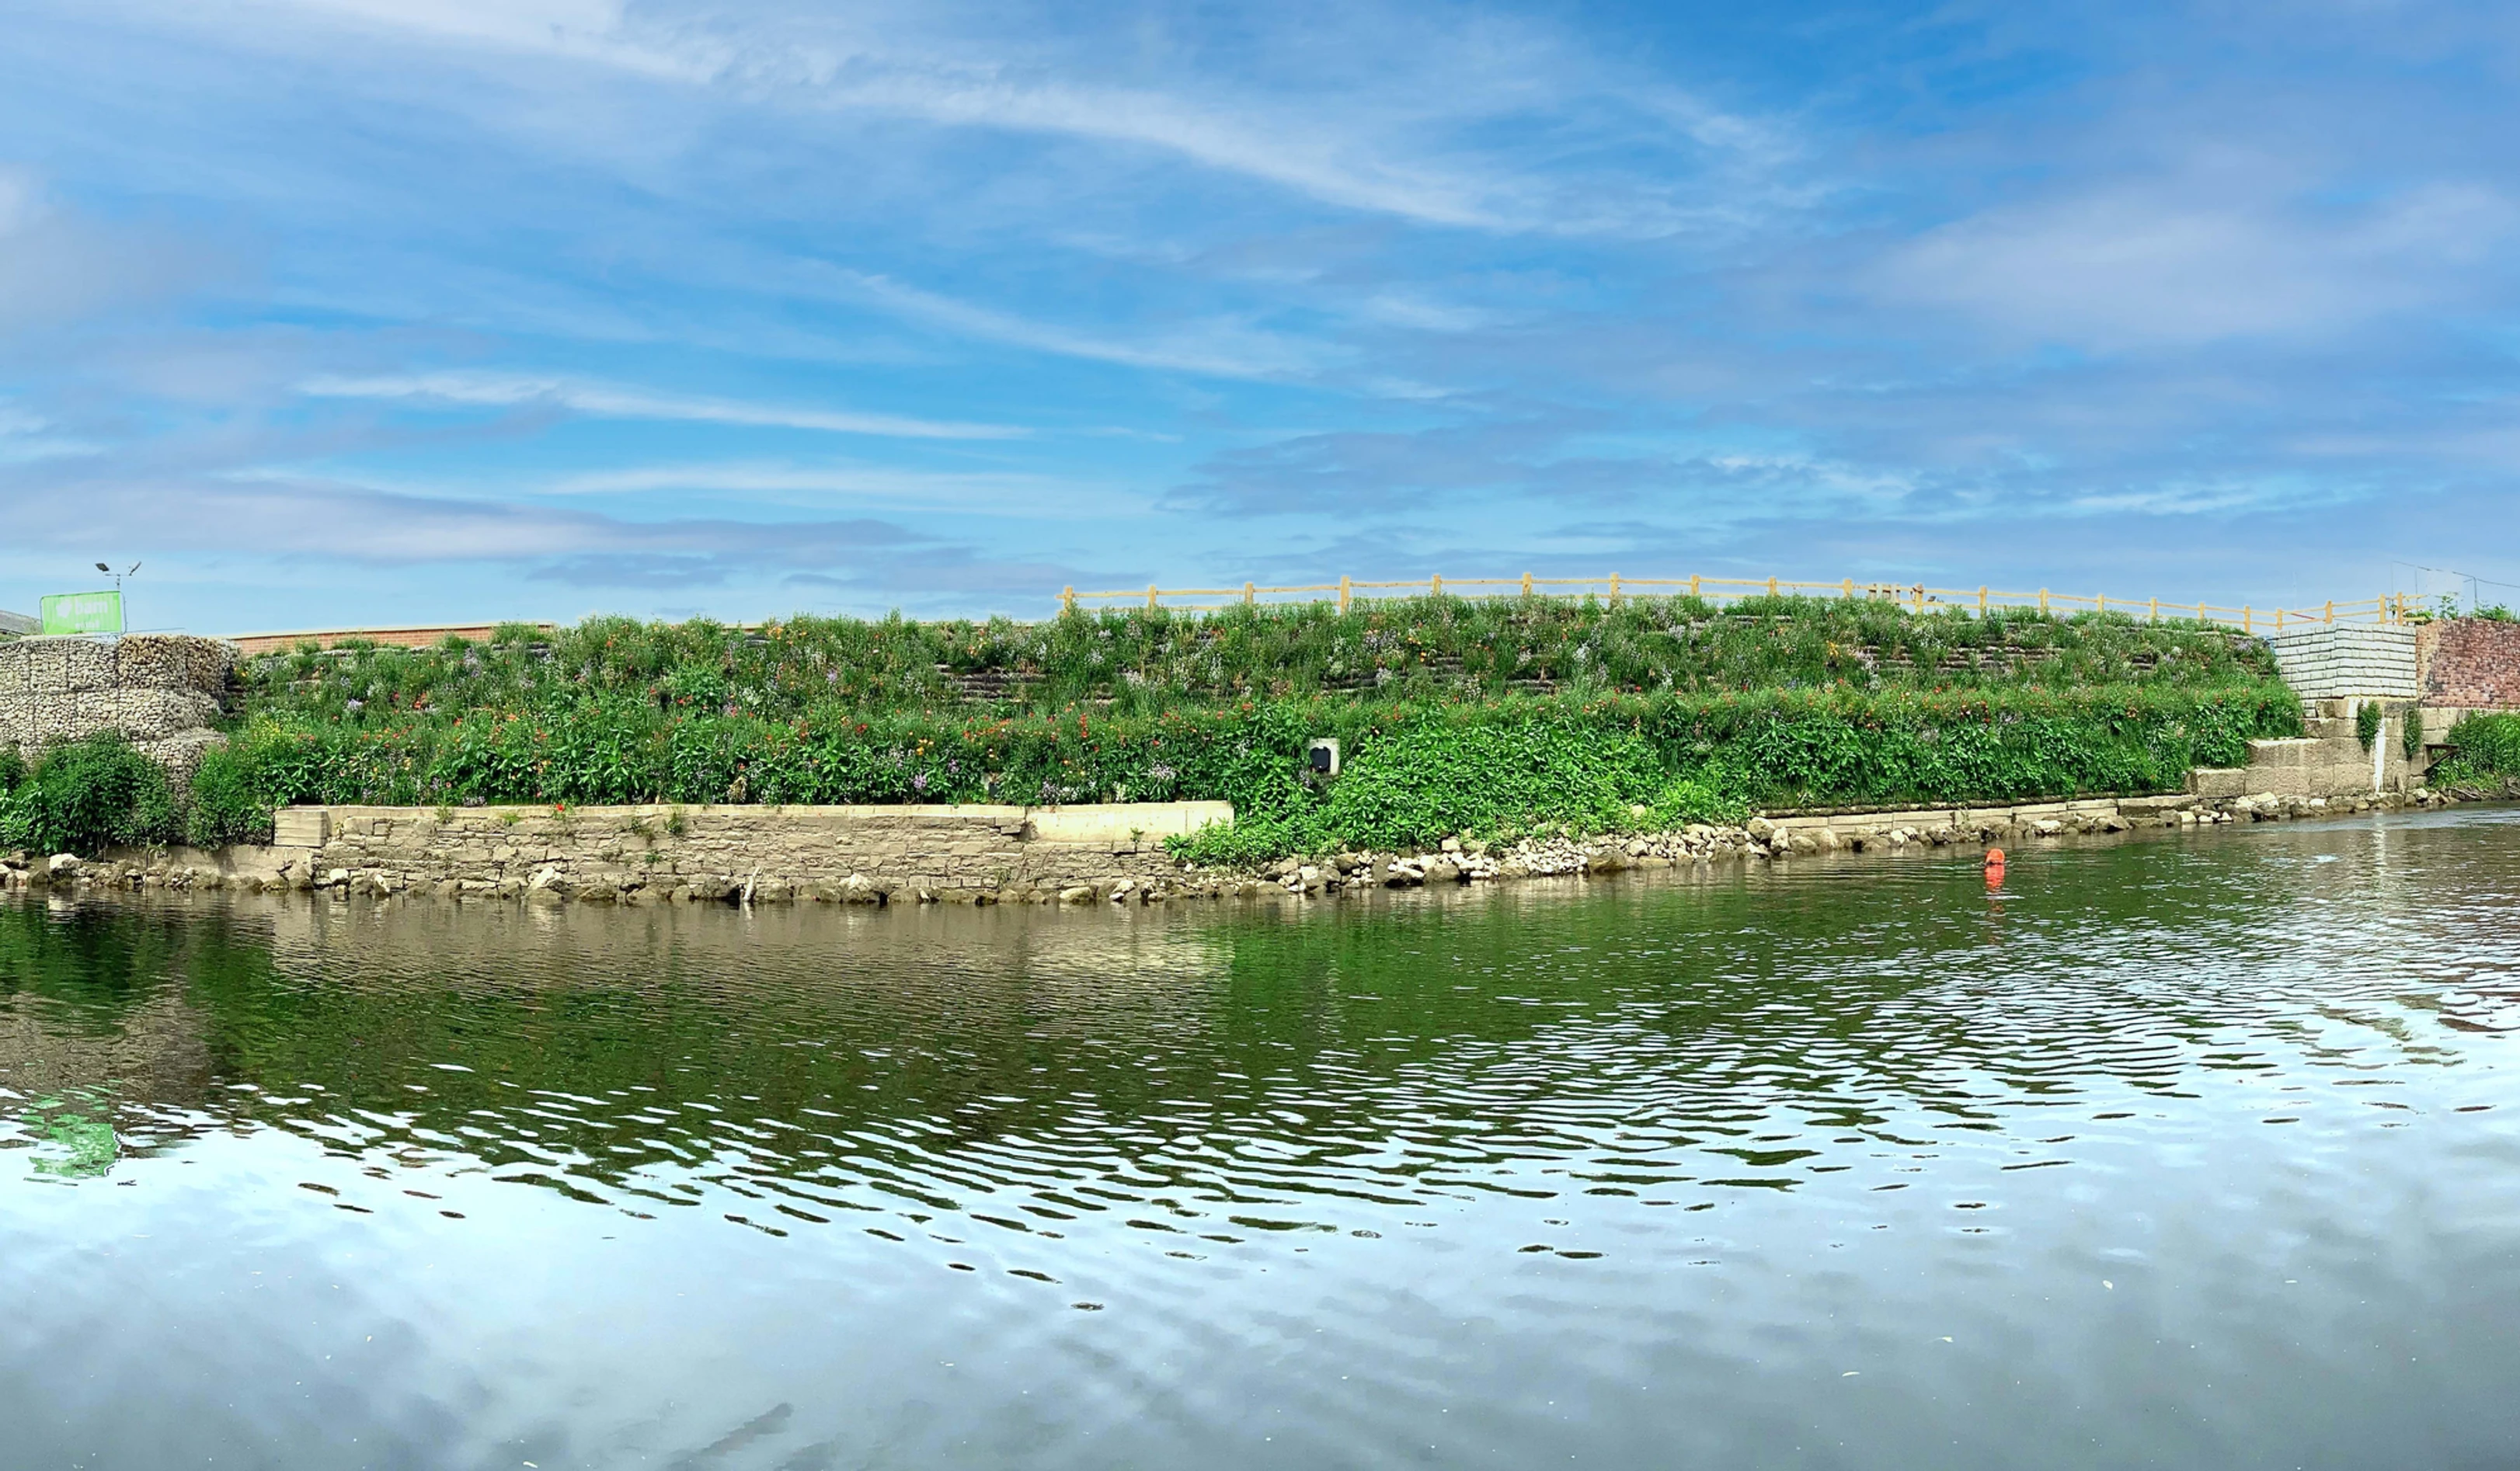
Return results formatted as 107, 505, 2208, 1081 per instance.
2415, 618, 2520, 709
2263, 624, 2418, 699
238, 800, 1234, 903
0, 634, 234, 784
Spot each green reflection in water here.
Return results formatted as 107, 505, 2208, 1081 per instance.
18, 1088, 119, 1178
0, 832, 2365, 1222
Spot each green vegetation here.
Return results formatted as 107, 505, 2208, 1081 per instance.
2357, 699, 2383, 751
2431, 712, 2520, 791
228, 597, 2278, 722
0, 732, 179, 856
1168, 686, 2295, 863
0, 598, 2306, 863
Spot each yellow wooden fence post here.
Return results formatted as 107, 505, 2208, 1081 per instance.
1339, 575, 1352, 614
1843, 578, 1854, 600
1690, 574, 1701, 599
2097, 593, 2107, 616
1244, 581, 1255, 606
2276, 607, 2285, 631
1913, 584, 1925, 614
1609, 572, 1620, 606
1979, 586, 1989, 615
1767, 576, 1779, 597
1432, 573, 1443, 598
2323, 600, 2333, 624
2038, 588, 2048, 614
1522, 572, 1533, 597
2149, 596, 2159, 623
1060, 586, 1075, 614
2244, 606, 2253, 633
1147, 583, 1159, 609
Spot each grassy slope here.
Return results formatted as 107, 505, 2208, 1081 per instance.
231, 596, 2280, 721
162, 598, 2302, 860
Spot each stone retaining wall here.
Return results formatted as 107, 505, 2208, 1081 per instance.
0, 634, 234, 784
26, 800, 1232, 905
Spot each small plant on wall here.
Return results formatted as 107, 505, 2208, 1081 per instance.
2356, 700, 2383, 752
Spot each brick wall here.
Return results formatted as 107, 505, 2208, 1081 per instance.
226, 624, 552, 655
2416, 618, 2520, 708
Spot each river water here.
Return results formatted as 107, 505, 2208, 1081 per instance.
5, 809, 2520, 1469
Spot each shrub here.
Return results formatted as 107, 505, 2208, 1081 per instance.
0, 733, 179, 857
2403, 704, 2424, 760
2434, 711, 2520, 789
1312, 717, 1661, 850
2356, 700, 2383, 752
185, 738, 279, 847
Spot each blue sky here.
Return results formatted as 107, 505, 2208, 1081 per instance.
5, 0, 2519, 632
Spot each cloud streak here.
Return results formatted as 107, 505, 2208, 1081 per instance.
298, 371, 1027, 439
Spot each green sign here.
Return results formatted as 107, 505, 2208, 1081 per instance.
40, 590, 124, 635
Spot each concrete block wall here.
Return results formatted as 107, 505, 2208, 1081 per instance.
2263, 625, 2419, 699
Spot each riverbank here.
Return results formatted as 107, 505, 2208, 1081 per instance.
2, 784, 2476, 906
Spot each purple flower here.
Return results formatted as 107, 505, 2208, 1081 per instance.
912, 772, 929, 793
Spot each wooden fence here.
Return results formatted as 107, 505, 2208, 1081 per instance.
1059, 575, 2414, 633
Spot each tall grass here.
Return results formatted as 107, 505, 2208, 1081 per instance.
229, 598, 2282, 726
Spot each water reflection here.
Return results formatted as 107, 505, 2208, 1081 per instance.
5, 810, 2520, 1468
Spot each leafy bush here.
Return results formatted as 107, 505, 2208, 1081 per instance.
2403, 704, 2424, 760
1311, 718, 1662, 850
0, 734, 179, 856
2357, 700, 2383, 751
1651, 777, 1750, 828
2433, 711, 2520, 789
185, 738, 280, 847
0, 746, 24, 797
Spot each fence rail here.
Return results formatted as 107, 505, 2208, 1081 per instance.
1059, 576, 2415, 633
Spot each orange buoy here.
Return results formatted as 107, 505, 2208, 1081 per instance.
1982, 846, 2007, 889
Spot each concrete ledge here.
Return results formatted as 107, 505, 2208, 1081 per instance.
1027, 802, 1234, 844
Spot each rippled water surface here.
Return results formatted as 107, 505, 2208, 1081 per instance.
8, 810, 2520, 1469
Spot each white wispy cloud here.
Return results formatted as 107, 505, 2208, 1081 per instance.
541, 459, 1140, 517
183, 0, 1780, 238
1878, 179, 2520, 349
296, 370, 1028, 439
818, 269, 1333, 380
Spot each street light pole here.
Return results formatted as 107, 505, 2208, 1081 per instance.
93, 562, 140, 632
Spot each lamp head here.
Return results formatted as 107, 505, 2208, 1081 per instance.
96, 562, 110, 574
